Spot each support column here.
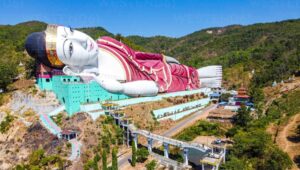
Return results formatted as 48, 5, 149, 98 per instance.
163, 143, 169, 159
202, 163, 204, 170
116, 118, 120, 126
133, 133, 138, 149
183, 148, 189, 166
147, 138, 153, 153
223, 147, 226, 163
126, 128, 130, 147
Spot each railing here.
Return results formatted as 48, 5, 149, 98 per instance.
133, 129, 209, 153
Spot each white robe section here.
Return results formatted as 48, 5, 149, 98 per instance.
98, 48, 127, 81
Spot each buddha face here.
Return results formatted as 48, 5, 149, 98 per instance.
56, 26, 98, 68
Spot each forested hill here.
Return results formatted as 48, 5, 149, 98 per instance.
128, 19, 300, 88
0, 19, 299, 91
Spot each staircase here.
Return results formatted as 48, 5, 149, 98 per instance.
48, 105, 65, 116
80, 103, 104, 120
39, 113, 62, 138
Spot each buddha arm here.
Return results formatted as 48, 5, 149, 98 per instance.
94, 76, 159, 97
62, 66, 158, 97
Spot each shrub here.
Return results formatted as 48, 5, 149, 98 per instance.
176, 120, 224, 141
0, 113, 14, 133
146, 160, 157, 170
102, 150, 107, 170
111, 147, 118, 170
136, 147, 149, 163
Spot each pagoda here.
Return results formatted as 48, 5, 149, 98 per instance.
234, 87, 250, 105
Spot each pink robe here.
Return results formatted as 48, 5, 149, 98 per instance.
97, 36, 200, 93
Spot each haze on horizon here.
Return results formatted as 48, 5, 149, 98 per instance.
0, 0, 300, 37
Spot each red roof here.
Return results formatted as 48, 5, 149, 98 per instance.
236, 95, 250, 98
62, 130, 76, 135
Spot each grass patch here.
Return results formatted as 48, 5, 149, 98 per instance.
175, 120, 225, 141
0, 113, 14, 133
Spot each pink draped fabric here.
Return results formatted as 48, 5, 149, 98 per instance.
97, 36, 200, 93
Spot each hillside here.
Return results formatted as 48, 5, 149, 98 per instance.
128, 19, 300, 88
0, 19, 299, 170
0, 19, 299, 92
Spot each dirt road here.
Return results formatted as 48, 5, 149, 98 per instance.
275, 113, 300, 170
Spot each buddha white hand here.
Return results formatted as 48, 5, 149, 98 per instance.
63, 66, 158, 97
94, 76, 159, 97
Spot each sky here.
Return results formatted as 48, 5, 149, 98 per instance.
0, 0, 299, 37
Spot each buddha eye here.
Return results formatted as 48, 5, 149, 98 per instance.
69, 42, 73, 57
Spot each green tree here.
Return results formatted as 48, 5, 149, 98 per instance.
220, 93, 231, 102
222, 156, 252, 170
94, 153, 100, 163
176, 120, 224, 141
0, 61, 18, 91
16, 148, 66, 169
225, 129, 292, 170
102, 150, 107, 170
233, 105, 252, 127
136, 148, 149, 163
145, 160, 157, 170
93, 153, 101, 170
0, 113, 14, 133
131, 141, 137, 167
24, 57, 36, 79
84, 159, 96, 170
111, 147, 118, 170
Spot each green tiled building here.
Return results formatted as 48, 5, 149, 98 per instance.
37, 75, 129, 116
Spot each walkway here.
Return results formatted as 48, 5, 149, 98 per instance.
68, 139, 82, 161
117, 104, 217, 168
275, 113, 300, 170
151, 152, 190, 170
39, 113, 62, 136
111, 88, 212, 107
133, 129, 210, 152
38, 108, 82, 161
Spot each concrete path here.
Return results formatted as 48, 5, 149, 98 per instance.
38, 109, 82, 162
68, 139, 82, 161
39, 113, 62, 136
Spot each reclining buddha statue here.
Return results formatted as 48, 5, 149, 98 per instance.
25, 24, 222, 97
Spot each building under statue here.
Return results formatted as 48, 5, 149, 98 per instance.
36, 63, 129, 115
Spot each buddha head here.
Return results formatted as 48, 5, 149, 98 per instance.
25, 24, 98, 69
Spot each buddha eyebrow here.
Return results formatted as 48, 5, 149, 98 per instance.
63, 27, 68, 37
